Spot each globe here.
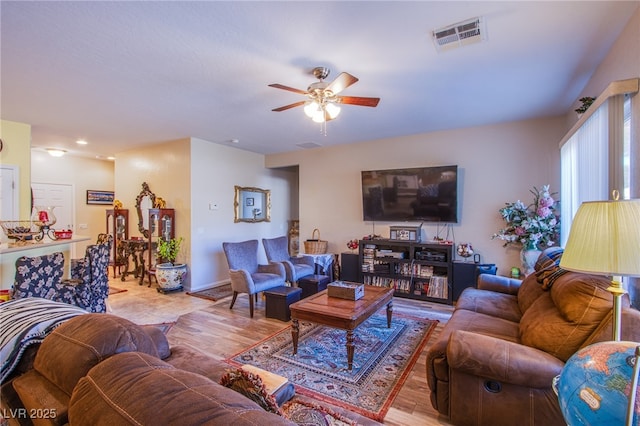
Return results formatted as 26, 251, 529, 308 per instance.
557, 341, 639, 425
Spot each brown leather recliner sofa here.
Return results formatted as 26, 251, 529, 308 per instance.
426, 248, 640, 426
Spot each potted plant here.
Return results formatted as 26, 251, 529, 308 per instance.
575, 96, 596, 115
155, 237, 187, 292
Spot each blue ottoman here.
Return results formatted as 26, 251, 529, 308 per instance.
264, 286, 302, 321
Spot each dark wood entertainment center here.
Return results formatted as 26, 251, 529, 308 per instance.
357, 239, 454, 305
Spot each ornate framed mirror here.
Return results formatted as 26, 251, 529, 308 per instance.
234, 186, 271, 223
135, 182, 156, 238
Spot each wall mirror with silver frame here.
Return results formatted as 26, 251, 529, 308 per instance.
135, 182, 156, 238
234, 186, 271, 223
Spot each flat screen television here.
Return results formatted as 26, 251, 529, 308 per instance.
361, 165, 458, 223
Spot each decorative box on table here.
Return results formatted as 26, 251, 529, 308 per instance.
327, 281, 364, 301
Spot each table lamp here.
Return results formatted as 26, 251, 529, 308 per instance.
559, 194, 640, 341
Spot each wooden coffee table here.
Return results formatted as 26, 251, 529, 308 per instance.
289, 284, 394, 370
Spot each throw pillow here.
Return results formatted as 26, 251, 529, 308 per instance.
219, 368, 281, 415
534, 247, 568, 290
534, 247, 564, 271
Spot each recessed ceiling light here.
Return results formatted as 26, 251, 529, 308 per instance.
46, 148, 66, 157
107, 156, 116, 161
230, 139, 240, 144
76, 139, 88, 145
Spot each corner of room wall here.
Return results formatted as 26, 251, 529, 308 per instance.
563, 5, 640, 134
114, 137, 192, 282
0, 120, 32, 218
188, 138, 297, 292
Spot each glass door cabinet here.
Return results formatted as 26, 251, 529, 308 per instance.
105, 208, 128, 278
148, 208, 175, 274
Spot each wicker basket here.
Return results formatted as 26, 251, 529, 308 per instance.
304, 228, 328, 254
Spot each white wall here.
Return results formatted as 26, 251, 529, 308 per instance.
267, 116, 565, 275
189, 138, 297, 292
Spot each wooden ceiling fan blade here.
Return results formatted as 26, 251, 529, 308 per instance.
268, 83, 308, 95
325, 72, 358, 95
339, 96, 380, 107
272, 101, 306, 112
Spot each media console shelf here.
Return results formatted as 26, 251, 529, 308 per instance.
358, 239, 453, 305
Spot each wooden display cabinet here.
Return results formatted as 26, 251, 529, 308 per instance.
105, 208, 128, 278
147, 208, 175, 281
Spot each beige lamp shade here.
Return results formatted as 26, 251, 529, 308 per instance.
560, 198, 640, 277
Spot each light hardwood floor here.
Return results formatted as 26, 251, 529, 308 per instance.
108, 276, 455, 426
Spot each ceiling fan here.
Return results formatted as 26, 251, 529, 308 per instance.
269, 67, 380, 124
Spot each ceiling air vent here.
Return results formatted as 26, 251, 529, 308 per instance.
432, 17, 486, 52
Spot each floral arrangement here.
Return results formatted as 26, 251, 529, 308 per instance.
347, 239, 359, 251
492, 185, 560, 249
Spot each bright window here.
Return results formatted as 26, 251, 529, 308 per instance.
623, 95, 631, 199
560, 93, 632, 246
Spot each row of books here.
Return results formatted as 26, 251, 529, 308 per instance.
397, 263, 434, 277
361, 261, 438, 278
362, 274, 449, 299
363, 276, 412, 293
415, 275, 449, 299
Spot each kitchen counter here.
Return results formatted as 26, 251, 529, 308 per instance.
0, 235, 91, 290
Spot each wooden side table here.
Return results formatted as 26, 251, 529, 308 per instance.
119, 239, 148, 284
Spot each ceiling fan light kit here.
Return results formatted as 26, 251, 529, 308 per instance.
269, 66, 380, 133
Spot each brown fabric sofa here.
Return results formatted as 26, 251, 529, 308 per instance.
426, 248, 640, 426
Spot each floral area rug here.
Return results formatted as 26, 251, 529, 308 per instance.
227, 313, 438, 421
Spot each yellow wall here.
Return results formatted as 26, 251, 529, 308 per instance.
114, 138, 192, 284
0, 120, 32, 218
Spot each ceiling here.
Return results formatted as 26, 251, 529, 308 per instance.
1, 1, 638, 159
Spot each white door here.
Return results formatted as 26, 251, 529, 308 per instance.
0, 165, 19, 221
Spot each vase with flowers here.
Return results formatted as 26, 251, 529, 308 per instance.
492, 185, 560, 275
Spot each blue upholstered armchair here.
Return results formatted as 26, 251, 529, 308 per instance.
262, 236, 314, 284
12, 252, 66, 301
70, 233, 112, 279
12, 244, 110, 313
67, 239, 112, 313
222, 239, 286, 318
